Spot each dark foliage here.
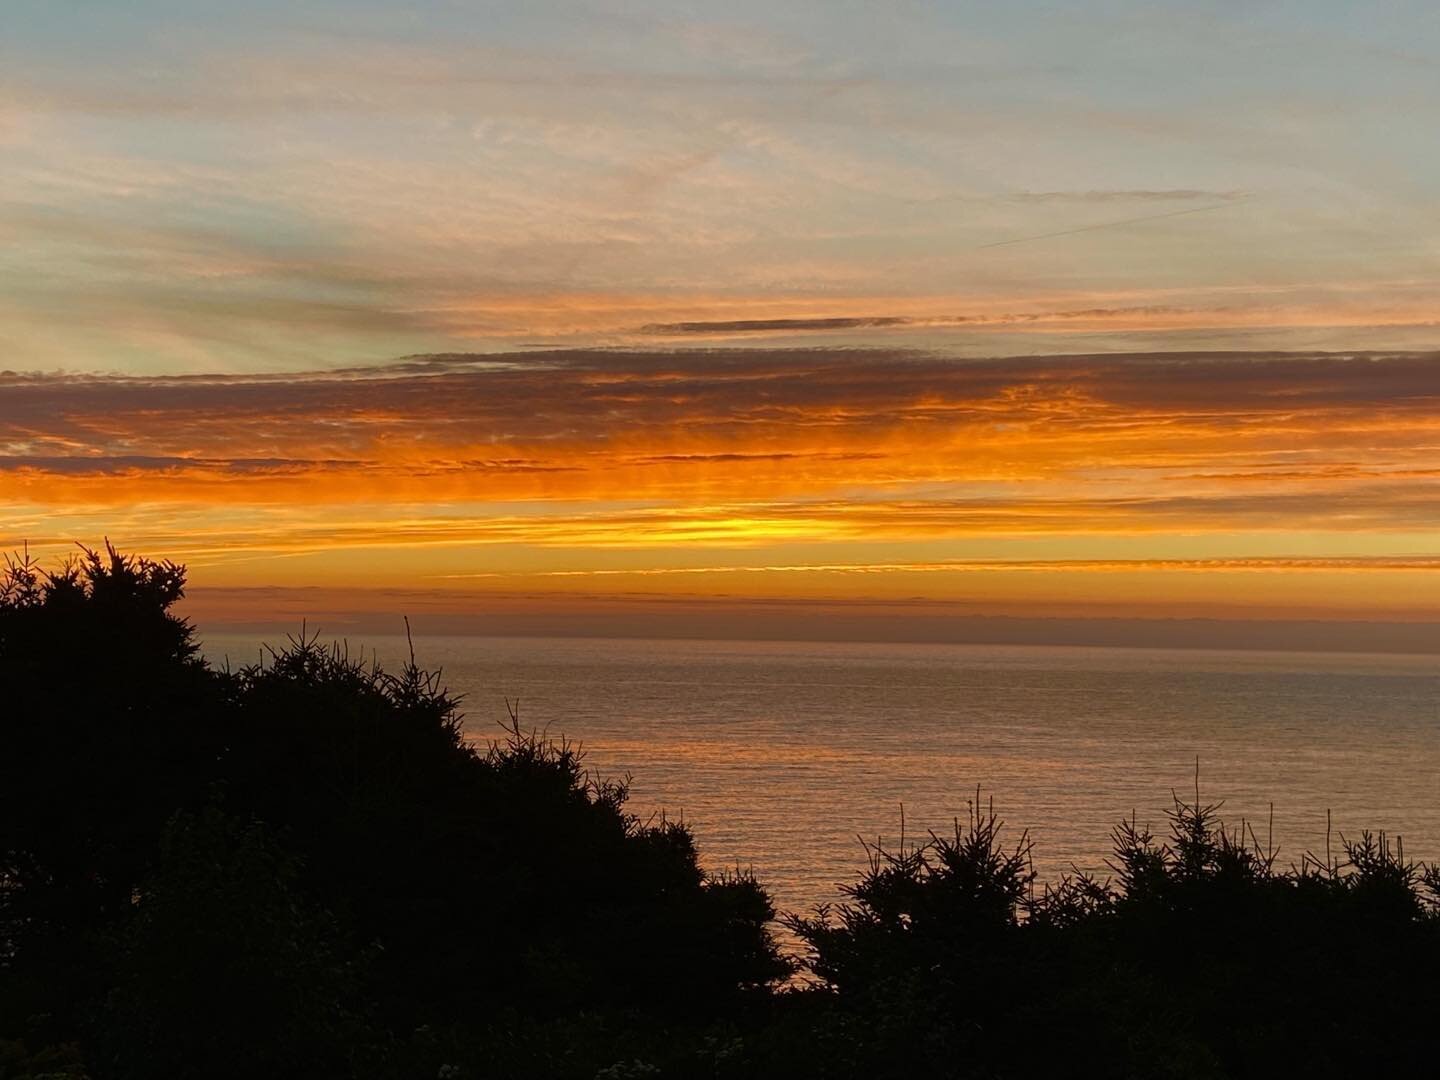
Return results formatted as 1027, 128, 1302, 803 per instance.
0, 545, 219, 924
223, 635, 788, 1022
100, 806, 367, 1080
0, 544, 224, 1048
767, 787, 1440, 1079
3, 543, 1437, 1079
0, 546, 785, 1078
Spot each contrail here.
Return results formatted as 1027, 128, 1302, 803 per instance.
976, 200, 1245, 250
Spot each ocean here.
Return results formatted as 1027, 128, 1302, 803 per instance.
201, 634, 1440, 919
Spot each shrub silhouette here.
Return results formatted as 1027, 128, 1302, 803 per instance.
221, 633, 789, 1022
1, 545, 786, 1077
101, 806, 366, 1080
0, 545, 221, 922
3, 542, 1438, 1079
0, 545, 226, 1046
769, 788, 1440, 1079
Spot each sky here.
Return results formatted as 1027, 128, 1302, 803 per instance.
2, 1, 1438, 643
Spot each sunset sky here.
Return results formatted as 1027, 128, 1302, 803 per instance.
3, 2, 1438, 640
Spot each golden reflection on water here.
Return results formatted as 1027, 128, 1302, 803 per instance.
203, 634, 1440, 920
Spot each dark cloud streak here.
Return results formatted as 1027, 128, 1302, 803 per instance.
639, 307, 1195, 335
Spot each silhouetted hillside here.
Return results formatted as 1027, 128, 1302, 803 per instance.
2, 546, 1437, 1079
0, 546, 784, 1079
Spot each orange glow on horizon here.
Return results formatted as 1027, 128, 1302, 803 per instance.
3, 348, 1438, 625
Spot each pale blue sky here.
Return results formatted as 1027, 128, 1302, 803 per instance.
3, 1, 1438, 371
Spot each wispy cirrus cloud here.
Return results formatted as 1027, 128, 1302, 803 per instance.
904, 188, 1252, 207
5, 2, 1440, 377
1009, 189, 1253, 203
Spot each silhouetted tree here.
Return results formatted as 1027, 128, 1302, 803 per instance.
0, 544, 225, 1043
101, 806, 366, 1080
1, 545, 787, 1077
221, 635, 788, 1021
770, 790, 1440, 1079
5, 542, 1438, 1079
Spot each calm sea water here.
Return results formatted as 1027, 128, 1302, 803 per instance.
201, 634, 1440, 918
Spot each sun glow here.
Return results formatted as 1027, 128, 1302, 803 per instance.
3, 349, 1436, 626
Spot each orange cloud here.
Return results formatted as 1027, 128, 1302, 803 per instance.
3, 348, 1438, 618
4, 348, 1439, 500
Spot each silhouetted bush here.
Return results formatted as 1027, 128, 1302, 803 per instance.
101, 806, 367, 1080
3, 544, 1438, 1078
766, 788, 1440, 1079
0, 1038, 89, 1080
1, 545, 226, 1050
0, 545, 786, 1078
220, 634, 788, 1023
